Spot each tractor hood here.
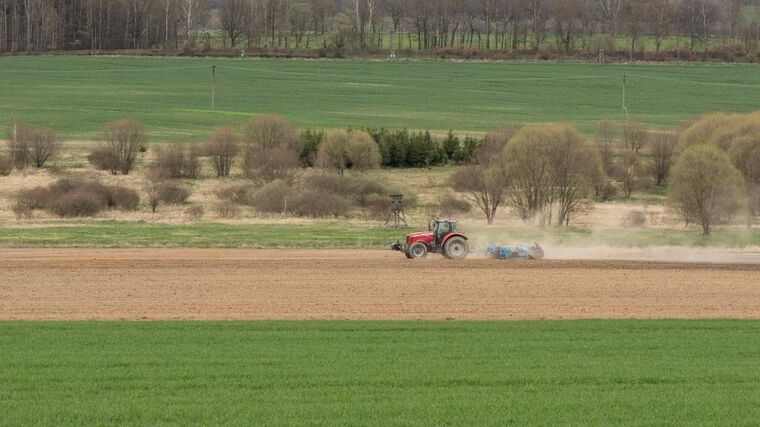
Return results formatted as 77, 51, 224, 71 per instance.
407, 231, 433, 239
406, 232, 434, 244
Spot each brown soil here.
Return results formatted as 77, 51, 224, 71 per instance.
2, 249, 759, 321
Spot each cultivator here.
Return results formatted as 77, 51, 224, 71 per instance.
484, 243, 545, 260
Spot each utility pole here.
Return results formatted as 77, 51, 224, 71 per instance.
622, 73, 628, 122
211, 65, 216, 111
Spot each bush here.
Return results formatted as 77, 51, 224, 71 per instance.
0, 155, 11, 175
216, 184, 256, 204
291, 189, 351, 218
249, 180, 294, 213
153, 142, 201, 179
110, 186, 140, 210
622, 211, 647, 228
215, 200, 240, 219
26, 127, 59, 168
439, 194, 472, 215
184, 205, 205, 222
16, 187, 51, 210
317, 130, 381, 175
50, 191, 106, 217
92, 119, 147, 175
205, 127, 240, 178
15, 179, 140, 217
304, 173, 392, 207
11, 201, 33, 219
669, 144, 745, 234
87, 147, 112, 171
158, 182, 190, 204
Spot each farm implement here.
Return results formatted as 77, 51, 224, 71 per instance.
484, 243, 545, 260
391, 218, 545, 261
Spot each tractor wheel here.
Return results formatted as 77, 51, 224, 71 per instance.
407, 242, 428, 259
443, 237, 469, 260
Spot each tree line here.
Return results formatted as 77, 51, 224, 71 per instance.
449, 114, 759, 234
2, 112, 758, 233
2, 0, 759, 57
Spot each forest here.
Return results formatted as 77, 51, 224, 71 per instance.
1, 0, 759, 57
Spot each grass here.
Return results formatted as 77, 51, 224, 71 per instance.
0, 221, 413, 248
0, 220, 758, 248
0, 56, 758, 140
2, 320, 760, 425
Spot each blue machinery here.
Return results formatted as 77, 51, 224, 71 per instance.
485, 243, 545, 260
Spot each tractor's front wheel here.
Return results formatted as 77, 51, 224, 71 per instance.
407, 242, 428, 259
444, 237, 469, 260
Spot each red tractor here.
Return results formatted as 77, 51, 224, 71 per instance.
391, 218, 469, 260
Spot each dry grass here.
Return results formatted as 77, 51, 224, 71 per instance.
0, 140, 725, 232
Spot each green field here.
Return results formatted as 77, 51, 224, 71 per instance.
2, 320, 759, 425
0, 221, 757, 248
1, 56, 758, 140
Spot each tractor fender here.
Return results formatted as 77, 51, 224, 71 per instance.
441, 233, 468, 246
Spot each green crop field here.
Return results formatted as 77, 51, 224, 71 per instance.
0, 56, 758, 140
2, 320, 760, 425
0, 221, 758, 248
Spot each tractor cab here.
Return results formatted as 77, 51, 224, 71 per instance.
391, 218, 469, 260
430, 219, 457, 248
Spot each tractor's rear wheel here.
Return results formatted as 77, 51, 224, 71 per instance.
407, 242, 428, 259
444, 237, 469, 260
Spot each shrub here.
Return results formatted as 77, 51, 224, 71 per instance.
291, 189, 351, 218
87, 147, 112, 171
0, 155, 11, 175
622, 211, 647, 228
110, 186, 140, 210
26, 127, 59, 168
158, 182, 190, 204
93, 119, 147, 175
16, 179, 140, 217
317, 130, 381, 175
439, 194, 472, 215
184, 205, 205, 222
249, 180, 293, 213
50, 191, 105, 217
205, 127, 240, 178
11, 200, 33, 219
16, 187, 51, 209
216, 184, 256, 204
153, 142, 201, 179
303, 173, 390, 207
215, 200, 240, 218
669, 144, 745, 234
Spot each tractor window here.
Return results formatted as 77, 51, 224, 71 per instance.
435, 222, 451, 244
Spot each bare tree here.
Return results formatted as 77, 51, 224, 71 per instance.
221, 0, 246, 47
6, 115, 28, 169
621, 0, 647, 59
101, 119, 146, 175
623, 122, 648, 154
450, 165, 506, 225
649, 132, 677, 186
647, 0, 674, 53
26, 127, 59, 168
242, 115, 303, 181
597, 0, 622, 33
545, 124, 595, 226
205, 127, 240, 178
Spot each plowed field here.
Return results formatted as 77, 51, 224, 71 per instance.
2, 249, 759, 320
